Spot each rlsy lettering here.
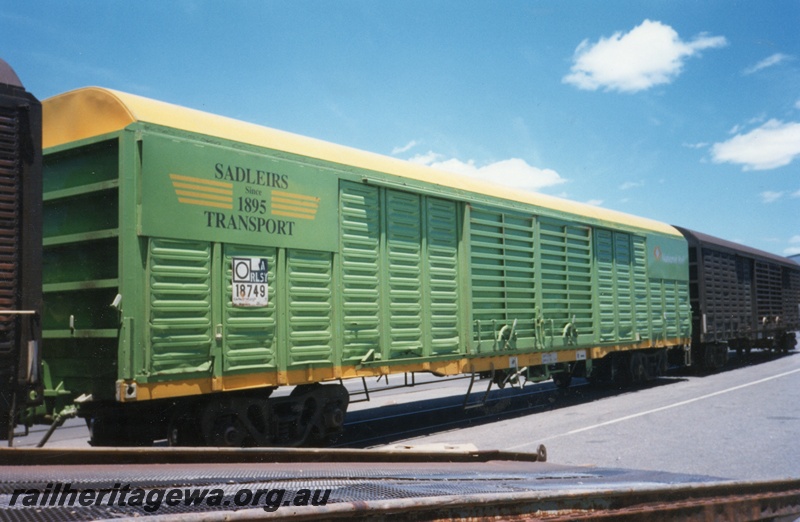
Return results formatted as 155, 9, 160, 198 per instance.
214, 163, 289, 189
203, 211, 296, 236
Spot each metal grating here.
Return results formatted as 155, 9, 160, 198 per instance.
0, 460, 734, 521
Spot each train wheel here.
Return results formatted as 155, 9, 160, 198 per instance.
200, 397, 271, 447
274, 383, 349, 446
206, 413, 251, 447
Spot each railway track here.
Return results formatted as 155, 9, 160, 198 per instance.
335, 349, 793, 449
335, 379, 612, 448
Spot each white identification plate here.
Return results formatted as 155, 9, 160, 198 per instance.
232, 257, 269, 307
541, 352, 558, 365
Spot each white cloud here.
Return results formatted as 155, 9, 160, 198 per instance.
563, 19, 727, 93
683, 142, 709, 149
711, 120, 800, 170
786, 237, 800, 256
760, 191, 784, 203
619, 180, 644, 190
743, 53, 792, 75
409, 152, 566, 192
409, 151, 443, 165
585, 199, 604, 206
392, 140, 419, 155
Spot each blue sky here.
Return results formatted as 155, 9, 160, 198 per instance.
3, 1, 799, 256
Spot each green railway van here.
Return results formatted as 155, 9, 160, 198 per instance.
37, 87, 691, 446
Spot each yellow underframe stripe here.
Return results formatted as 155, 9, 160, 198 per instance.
120, 338, 689, 402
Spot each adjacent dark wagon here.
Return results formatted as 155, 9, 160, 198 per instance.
675, 227, 800, 368
0, 59, 42, 441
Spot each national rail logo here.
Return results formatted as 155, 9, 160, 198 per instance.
652, 244, 687, 265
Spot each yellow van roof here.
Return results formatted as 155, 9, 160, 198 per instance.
43, 87, 680, 236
